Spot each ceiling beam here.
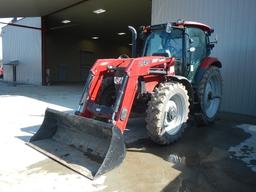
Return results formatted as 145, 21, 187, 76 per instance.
0, 21, 41, 30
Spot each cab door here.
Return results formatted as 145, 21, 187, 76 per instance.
185, 27, 207, 80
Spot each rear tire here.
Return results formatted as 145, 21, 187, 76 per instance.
145, 82, 190, 145
196, 66, 222, 125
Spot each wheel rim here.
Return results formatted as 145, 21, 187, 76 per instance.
203, 73, 221, 119
164, 93, 186, 135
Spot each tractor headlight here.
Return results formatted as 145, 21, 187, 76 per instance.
114, 76, 123, 85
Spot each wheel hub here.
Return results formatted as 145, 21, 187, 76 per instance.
164, 94, 185, 136
167, 104, 177, 121
207, 91, 212, 100
203, 73, 221, 119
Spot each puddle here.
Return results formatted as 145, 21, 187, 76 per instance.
24, 159, 75, 175
103, 150, 181, 192
103, 119, 256, 192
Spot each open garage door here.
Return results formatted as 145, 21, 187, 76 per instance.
43, 0, 151, 84
0, 0, 151, 85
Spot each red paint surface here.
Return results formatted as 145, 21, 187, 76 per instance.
80, 56, 175, 132
200, 57, 220, 69
175, 21, 213, 32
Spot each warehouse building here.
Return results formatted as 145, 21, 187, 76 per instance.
1, 0, 255, 116
2, 17, 42, 84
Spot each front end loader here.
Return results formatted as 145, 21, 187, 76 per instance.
28, 20, 222, 179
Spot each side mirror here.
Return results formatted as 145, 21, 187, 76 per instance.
188, 47, 196, 53
210, 35, 218, 44
209, 35, 218, 50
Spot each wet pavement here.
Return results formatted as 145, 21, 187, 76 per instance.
0, 83, 256, 192
103, 115, 256, 192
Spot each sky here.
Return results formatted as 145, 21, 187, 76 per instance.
0, 18, 14, 60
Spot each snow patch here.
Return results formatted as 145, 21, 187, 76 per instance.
229, 124, 256, 172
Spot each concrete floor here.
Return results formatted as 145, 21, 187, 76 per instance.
0, 82, 256, 192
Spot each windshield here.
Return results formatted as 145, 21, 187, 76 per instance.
144, 29, 183, 59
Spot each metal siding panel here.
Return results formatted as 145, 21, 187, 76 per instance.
2, 17, 42, 85
152, 0, 256, 116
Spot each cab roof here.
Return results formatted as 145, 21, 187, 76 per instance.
147, 20, 214, 34
174, 21, 214, 33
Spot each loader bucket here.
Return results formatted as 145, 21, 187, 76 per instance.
27, 108, 125, 179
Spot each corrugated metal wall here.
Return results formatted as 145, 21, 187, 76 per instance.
152, 0, 256, 116
2, 17, 42, 85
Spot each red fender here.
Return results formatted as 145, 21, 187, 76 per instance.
193, 57, 222, 85
200, 57, 222, 69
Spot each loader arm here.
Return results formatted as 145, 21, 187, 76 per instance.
77, 56, 175, 132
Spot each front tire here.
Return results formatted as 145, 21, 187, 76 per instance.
146, 82, 190, 145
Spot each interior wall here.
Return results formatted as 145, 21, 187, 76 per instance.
152, 0, 256, 116
46, 31, 130, 83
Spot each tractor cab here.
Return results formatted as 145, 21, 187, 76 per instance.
140, 21, 215, 80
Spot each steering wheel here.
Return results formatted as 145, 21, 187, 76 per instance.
118, 54, 130, 59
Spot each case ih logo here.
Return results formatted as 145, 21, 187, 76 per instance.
114, 76, 123, 84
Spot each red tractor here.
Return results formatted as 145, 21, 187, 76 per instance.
28, 20, 222, 179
